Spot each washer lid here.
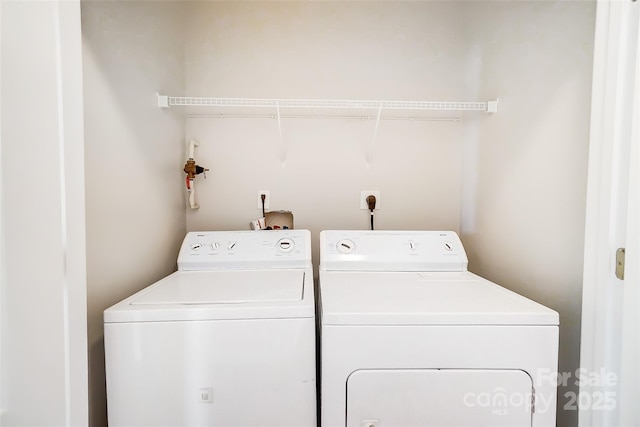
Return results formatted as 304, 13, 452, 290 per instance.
131, 270, 303, 305
104, 270, 312, 322
320, 271, 558, 326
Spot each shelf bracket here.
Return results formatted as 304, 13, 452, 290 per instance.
157, 93, 169, 108
487, 99, 499, 113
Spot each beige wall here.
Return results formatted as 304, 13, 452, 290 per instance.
81, 2, 186, 426
460, 2, 595, 426
1, 1, 88, 425
184, 1, 468, 269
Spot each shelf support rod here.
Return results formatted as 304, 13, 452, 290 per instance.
276, 102, 285, 164
367, 104, 383, 165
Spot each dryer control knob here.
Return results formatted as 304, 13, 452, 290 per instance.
337, 239, 355, 254
277, 238, 295, 252
191, 243, 202, 251
210, 242, 220, 251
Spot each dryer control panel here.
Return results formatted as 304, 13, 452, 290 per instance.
320, 230, 468, 272
178, 230, 311, 270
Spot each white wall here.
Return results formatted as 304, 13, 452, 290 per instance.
460, 2, 595, 426
0, 1, 88, 425
81, 2, 186, 426
184, 1, 469, 269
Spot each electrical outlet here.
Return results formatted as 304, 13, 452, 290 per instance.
257, 191, 270, 210
360, 190, 381, 210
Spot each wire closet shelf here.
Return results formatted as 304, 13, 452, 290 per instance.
156, 94, 499, 113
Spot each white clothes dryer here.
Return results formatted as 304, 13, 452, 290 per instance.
104, 230, 316, 427
319, 230, 559, 427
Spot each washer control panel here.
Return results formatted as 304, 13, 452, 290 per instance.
320, 230, 468, 272
178, 230, 311, 270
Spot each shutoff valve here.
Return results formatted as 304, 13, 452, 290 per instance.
184, 159, 208, 188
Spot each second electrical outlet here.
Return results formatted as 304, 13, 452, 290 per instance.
258, 191, 270, 210
360, 191, 381, 210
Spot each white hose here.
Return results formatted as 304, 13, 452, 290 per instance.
188, 139, 199, 159
188, 183, 199, 209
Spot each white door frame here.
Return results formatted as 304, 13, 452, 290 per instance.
0, 1, 88, 425
579, 1, 639, 426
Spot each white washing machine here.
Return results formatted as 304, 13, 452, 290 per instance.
319, 230, 559, 427
104, 230, 316, 427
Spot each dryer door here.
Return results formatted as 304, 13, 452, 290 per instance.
347, 369, 533, 427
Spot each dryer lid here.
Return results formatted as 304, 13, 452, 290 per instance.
320, 271, 559, 326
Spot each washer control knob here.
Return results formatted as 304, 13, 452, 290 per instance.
227, 241, 237, 251
191, 243, 202, 251
277, 238, 295, 252
210, 242, 220, 250
409, 241, 417, 251
444, 242, 453, 251
337, 239, 355, 254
